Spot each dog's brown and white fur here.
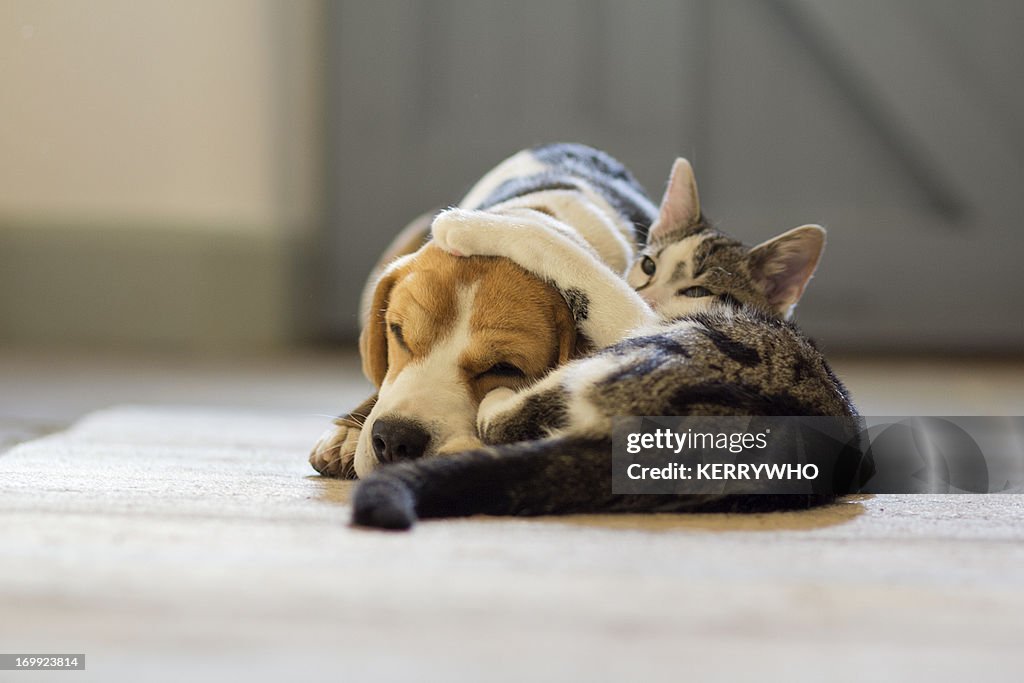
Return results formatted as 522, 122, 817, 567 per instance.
311, 144, 657, 478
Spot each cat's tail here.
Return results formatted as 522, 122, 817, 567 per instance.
351, 435, 836, 530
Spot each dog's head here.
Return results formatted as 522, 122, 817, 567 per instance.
354, 242, 580, 477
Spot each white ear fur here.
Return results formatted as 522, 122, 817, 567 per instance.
649, 158, 701, 241
748, 225, 825, 318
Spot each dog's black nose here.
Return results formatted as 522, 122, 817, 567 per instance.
371, 418, 431, 463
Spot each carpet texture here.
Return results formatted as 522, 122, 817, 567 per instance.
1, 405, 1022, 682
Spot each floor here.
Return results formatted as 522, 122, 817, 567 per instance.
1, 347, 1022, 682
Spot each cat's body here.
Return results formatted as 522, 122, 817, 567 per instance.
353, 159, 865, 530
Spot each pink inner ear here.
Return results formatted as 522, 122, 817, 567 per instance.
768, 267, 806, 305
659, 163, 698, 226
649, 159, 700, 241
764, 248, 817, 307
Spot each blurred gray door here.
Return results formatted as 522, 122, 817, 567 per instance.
325, 0, 1024, 351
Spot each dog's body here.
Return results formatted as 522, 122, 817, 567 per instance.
311, 144, 658, 478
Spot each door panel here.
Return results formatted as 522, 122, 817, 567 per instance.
326, 0, 1024, 350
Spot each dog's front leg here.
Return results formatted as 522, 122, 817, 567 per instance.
310, 394, 377, 479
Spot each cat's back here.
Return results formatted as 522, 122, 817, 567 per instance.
473, 143, 658, 240
587, 306, 856, 418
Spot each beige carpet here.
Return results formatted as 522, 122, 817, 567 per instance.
1, 405, 1022, 682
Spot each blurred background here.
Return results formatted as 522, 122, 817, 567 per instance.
3, 0, 1024, 351
1, 0, 1022, 434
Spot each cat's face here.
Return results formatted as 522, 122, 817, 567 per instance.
628, 230, 760, 318
630, 159, 826, 321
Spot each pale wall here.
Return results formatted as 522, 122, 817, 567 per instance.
0, 1, 324, 348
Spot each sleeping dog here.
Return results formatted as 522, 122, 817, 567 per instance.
311, 143, 657, 479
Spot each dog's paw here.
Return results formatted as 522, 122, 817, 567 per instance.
309, 421, 360, 479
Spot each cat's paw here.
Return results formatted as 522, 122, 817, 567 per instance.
431, 209, 492, 258
309, 421, 360, 479
477, 387, 519, 436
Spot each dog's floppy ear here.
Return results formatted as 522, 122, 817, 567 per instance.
359, 210, 436, 325
552, 294, 589, 365
359, 269, 401, 387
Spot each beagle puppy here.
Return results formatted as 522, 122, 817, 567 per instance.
311, 143, 657, 478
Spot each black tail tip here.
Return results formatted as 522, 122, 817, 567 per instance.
352, 476, 417, 530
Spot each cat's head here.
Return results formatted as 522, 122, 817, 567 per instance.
627, 158, 825, 321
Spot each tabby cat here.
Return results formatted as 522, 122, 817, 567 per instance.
352, 159, 863, 529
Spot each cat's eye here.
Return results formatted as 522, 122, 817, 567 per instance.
478, 362, 525, 379
678, 286, 713, 298
641, 256, 657, 276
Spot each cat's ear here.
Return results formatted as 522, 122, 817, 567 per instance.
649, 158, 701, 241
747, 225, 825, 318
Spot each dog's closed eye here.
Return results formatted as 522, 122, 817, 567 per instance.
389, 323, 409, 351
476, 362, 525, 379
